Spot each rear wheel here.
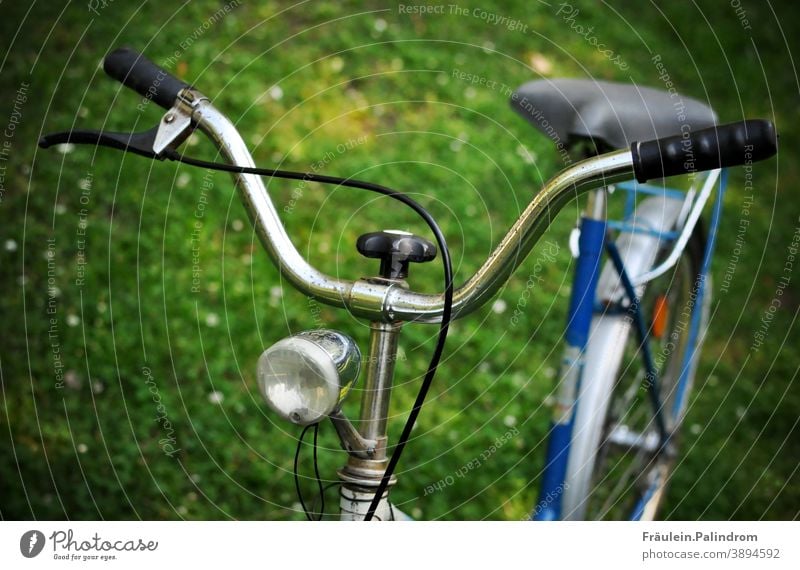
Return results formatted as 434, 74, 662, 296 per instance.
570, 223, 707, 520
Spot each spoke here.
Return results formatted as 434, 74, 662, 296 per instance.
586, 231, 703, 520
596, 446, 650, 517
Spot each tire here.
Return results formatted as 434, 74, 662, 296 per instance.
561, 215, 708, 520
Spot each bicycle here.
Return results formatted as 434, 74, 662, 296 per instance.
39, 48, 777, 521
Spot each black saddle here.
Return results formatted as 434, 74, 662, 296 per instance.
511, 78, 717, 151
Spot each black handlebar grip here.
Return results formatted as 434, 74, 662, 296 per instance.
631, 119, 777, 183
103, 47, 189, 110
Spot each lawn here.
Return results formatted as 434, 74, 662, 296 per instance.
1, 0, 797, 520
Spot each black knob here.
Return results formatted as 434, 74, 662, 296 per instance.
356, 230, 437, 279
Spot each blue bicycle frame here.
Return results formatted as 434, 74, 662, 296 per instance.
531, 171, 727, 521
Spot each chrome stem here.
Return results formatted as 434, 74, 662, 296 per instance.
357, 321, 402, 456
337, 321, 402, 519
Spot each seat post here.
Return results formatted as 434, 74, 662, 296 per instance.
586, 187, 607, 221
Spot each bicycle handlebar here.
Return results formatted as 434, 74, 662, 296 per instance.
93, 47, 779, 324
189, 99, 638, 323
631, 119, 777, 182
103, 47, 189, 109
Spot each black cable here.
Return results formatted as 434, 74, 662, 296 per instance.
294, 422, 326, 521
311, 481, 343, 520
163, 150, 454, 521
312, 422, 324, 521
293, 424, 314, 521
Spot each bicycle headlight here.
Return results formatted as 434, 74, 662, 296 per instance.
257, 330, 361, 426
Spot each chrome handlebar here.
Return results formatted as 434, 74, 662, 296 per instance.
192, 96, 635, 323
48, 46, 776, 324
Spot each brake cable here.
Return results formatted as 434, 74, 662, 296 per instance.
160, 149, 454, 521
38, 121, 454, 520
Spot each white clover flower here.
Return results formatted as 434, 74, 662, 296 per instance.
329, 56, 344, 72
65, 370, 82, 390
269, 85, 284, 101
176, 172, 191, 188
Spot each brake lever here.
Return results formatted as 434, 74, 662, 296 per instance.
39, 126, 162, 159
38, 103, 195, 160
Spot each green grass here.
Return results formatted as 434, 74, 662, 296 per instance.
1, 0, 797, 520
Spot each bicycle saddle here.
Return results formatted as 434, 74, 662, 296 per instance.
511, 78, 718, 150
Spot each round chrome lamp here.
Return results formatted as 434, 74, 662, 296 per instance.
257, 330, 361, 426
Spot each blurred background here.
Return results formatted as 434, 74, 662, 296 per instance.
0, 0, 797, 520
